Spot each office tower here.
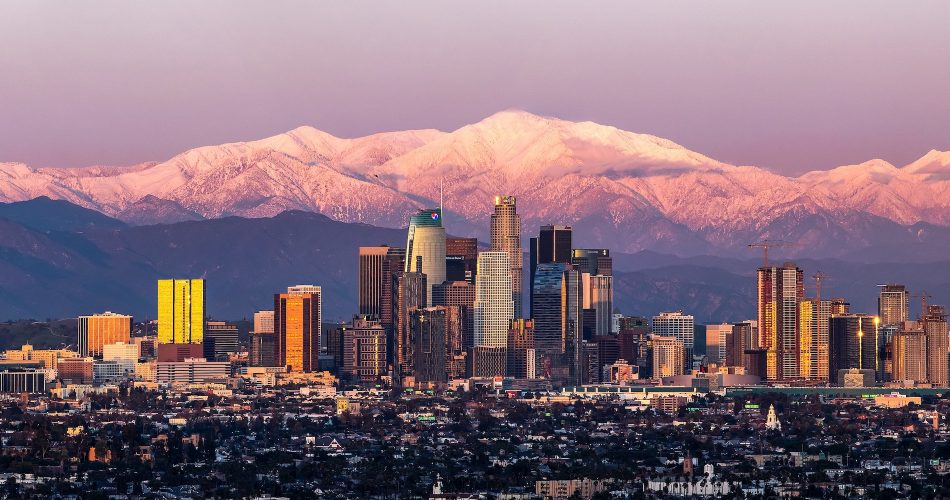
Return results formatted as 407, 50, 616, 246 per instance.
78, 312, 132, 358
725, 321, 757, 369
756, 262, 804, 380
651, 311, 695, 372
529, 225, 572, 310
799, 299, 832, 381
705, 323, 731, 365
250, 332, 277, 367
490, 196, 523, 317
473, 252, 513, 348
157, 279, 206, 344
582, 274, 613, 338
204, 321, 239, 361
341, 317, 387, 384
409, 307, 449, 385
275, 285, 322, 372
571, 248, 612, 276
596, 335, 620, 376
531, 262, 582, 383
507, 319, 536, 379
649, 336, 685, 379
446, 237, 478, 283
432, 280, 475, 350
879, 285, 909, 326
892, 328, 928, 383
618, 316, 650, 369
0, 367, 45, 394
359, 246, 406, 317
405, 208, 446, 305
924, 305, 948, 386
253, 311, 275, 334
581, 341, 600, 384
379, 250, 407, 332
828, 314, 878, 384
394, 271, 427, 381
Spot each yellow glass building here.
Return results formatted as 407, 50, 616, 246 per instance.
275, 285, 321, 372
157, 279, 205, 344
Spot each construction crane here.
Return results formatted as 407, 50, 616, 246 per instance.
747, 239, 797, 268
813, 271, 829, 303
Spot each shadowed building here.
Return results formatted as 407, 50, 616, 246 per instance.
275, 285, 322, 373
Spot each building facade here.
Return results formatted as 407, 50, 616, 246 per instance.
757, 263, 804, 380
78, 312, 132, 358
489, 196, 523, 318
275, 285, 322, 372
405, 208, 446, 305
157, 279, 205, 344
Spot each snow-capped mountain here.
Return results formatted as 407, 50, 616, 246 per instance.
3, 110, 950, 259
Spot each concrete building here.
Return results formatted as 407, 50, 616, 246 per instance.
652, 311, 695, 364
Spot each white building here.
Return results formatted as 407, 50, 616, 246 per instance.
156, 358, 229, 384
253, 310, 275, 334
102, 342, 140, 374
652, 311, 695, 359
473, 251, 514, 348
583, 274, 613, 337
93, 360, 127, 385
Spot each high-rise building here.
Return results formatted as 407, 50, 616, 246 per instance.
618, 316, 650, 370
409, 307, 449, 385
341, 316, 387, 384
725, 321, 757, 369
251, 310, 276, 367
582, 274, 613, 338
78, 312, 132, 358
157, 279, 205, 345
507, 319, 536, 379
432, 280, 475, 350
531, 262, 582, 384
571, 249, 612, 276
253, 310, 274, 334
490, 196, 523, 317
359, 246, 406, 318
204, 321, 239, 361
828, 314, 878, 384
473, 252, 514, 349
879, 284, 909, 327
648, 336, 685, 379
446, 237, 477, 283
651, 311, 694, 373
799, 299, 832, 381
532, 263, 571, 353
394, 271, 427, 381
892, 327, 928, 384
405, 208, 446, 305
529, 225, 572, 311
274, 285, 322, 372
756, 262, 804, 380
379, 250, 407, 334
924, 305, 948, 386
705, 323, 731, 365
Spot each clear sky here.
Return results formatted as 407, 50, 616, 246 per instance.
2, 1, 949, 175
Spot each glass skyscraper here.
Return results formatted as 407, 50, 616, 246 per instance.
157, 279, 205, 345
406, 208, 446, 306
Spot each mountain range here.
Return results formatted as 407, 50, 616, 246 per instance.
6, 197, 950, 325
4, 110, 950, 261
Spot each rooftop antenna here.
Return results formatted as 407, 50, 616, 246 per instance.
440, 177, 444, 221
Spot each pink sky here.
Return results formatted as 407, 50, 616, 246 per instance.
1, 1, 949, 175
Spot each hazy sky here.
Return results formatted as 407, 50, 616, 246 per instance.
2, 1, 949, 175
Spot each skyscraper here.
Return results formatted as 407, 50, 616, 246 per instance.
828, 314, 878, 384
394, 271, 427, 382
531, 262, 582, 384
204, 321, 239, 361
651, 311, 695, 373
446, 237, 477, 283
359, 246, 406, 318
892, 327, 928, 384
432, 280, 475, 350
409, 307, 449, 385
582, 274, 613, 337
879, 284, 909, 327
648, 336, 685, 379
251, 310, 276, 367
157, 279, 205, 345
705, 323, 732, 365
490, 196, 523, 317
756, 262, 804, 380
78, 312, 132, 358
571, 248, 612, 276
473, 251, 514, 348
529, 225, 572, 311
800, 299, 832, 381
341, 316, 387, 384
274, 285, 322, 372
924, 305, 948, 386
406, 208, 446, 305
507, 319, 536, 379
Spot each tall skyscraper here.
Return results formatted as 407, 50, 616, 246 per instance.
529, 225, 572, 311
406, 208, 446, 305
490, 196, 523, 318
892, 327, 928, 384
924, 305, 948, 386
157, 279, 206, 345
651, 311, 695, 373
473, 251, 514, 349
531, 262, 582, 384
394, 271, 427, 382
828, 314, 878, 384
879, 284, 909, 327
799, 299, 833, 381
705, 323, 732, 365
78, 312, 132, 358
571, 248, 612, 276
446, 237, 478, 283
409, 307, 450, 385
432, 280, 475, 350
582, 274, 613, 337
359, 246, 406, 318
274, 285, 322, 372
756, 262, 804, 380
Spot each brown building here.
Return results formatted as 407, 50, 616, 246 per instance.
358, 246, 405, 318
156, 343, 203, 362
341, 317, 387, 384
78, 312, 132, 358
275, 285, 322, 373
394, 272, 427, 382
432, 280, 475, 350
925, 305, 948, 386
892, 328, 928, 383
507, 319, 535, 378
58, 358, 94, 385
